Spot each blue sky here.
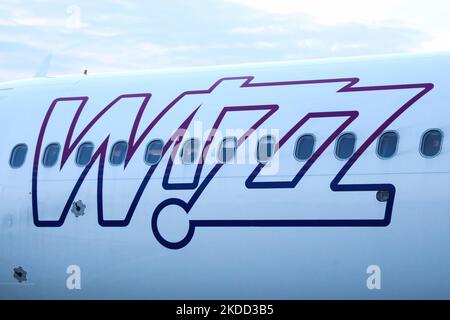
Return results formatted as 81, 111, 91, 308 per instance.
0, 0, 449, 81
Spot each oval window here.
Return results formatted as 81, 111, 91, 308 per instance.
110, 141, 128, 165
377, 131, 398, 158
76, 142, 94, 166
145, 139, 164, 165
10, 144, 28, 168
43, 143, 61, 167
180, 138, 200, 164
335, 133, 356, 160
421, 130, 442, 157
295, 134, 315, 161
257, 136, 276, 163
218, 137, 237, 163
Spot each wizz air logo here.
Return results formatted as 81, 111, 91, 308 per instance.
32, 76, 433, 249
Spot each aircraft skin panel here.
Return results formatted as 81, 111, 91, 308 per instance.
0, 53, 449, 299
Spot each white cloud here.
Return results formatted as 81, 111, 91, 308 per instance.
226, 0, 450, 27
296, 39, 321, 49
228, 0, 450, 53
253, 41, 278, 48
0, 18, 14, 26
330, 42, 369, 52
419, 32, 450, 52
0, 0, 442, 82
137, 43, 197, 55
227, 0, 394, 24
231, 25, 286, 34
111, 0, 138, 10
12, 16, 52, 27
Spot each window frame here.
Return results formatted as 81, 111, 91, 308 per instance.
180, 138, 200, 165
334, 132, 357, 161
109, 140, 128, 166
144, 139, 164, 165
42, 142, 61, 168
376, 130, 399, 159
256, 135, 277, 163
9, 143, 28, 169
218, 136, 238, 164
419, 128, 443, 159
75, 141, 95, 167
294, 134, 316, 162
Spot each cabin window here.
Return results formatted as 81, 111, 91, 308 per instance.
180, 138, 200, 164
218, 137, 237, 163
420, 129, 442, 158
10, 144, 28, 168
76, 142, 94, 166
257, 135, 276, 163
295, 134, 315, 161
335, 133, 356, 160
43, 143, 61, 167
110, 141, 128, 165
377, 131, 398, 159
145, 139, 164, 165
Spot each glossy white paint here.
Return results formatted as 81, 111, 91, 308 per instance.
0, 53, 449, 299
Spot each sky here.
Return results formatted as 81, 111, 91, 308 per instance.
0, 0, 449, 82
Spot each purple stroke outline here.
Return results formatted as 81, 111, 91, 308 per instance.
31, 76, 433, 250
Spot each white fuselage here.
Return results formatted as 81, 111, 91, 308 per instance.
0, 53, 449, 299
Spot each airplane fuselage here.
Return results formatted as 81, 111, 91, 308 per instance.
0, 53, 449, 299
